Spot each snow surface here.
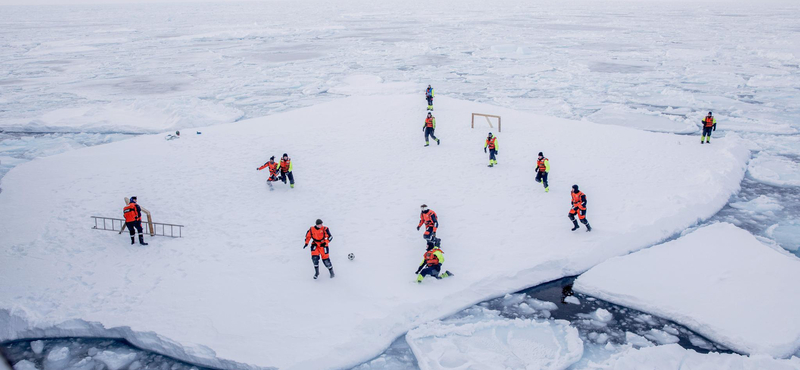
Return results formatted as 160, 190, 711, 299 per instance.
406, 318, 583, 370
586, 344, 800, 370
574, 223, 800, 358
0, 95, 749, 369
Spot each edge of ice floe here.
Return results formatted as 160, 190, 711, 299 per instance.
0, 309, 272, 370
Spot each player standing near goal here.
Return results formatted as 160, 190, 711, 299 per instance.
257, 156, 280, 191
568, 185, 592, 232
304, 219, 335, 279
484, 132, 498, 167
425, 85, 434, 111
535, 152, 550, 192
423, 112, 440, 147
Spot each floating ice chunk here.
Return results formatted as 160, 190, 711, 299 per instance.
93, 350, 137, 370
585, 105, 696, 134
592, 308, 613, 323
644, 329, 680, 345
44, 347, 71, 370
575, 223, 800, 357
564, 296, 581, 305
31, 340, 44, 355
625, 332, 654, 348
64, 358, 97, 370
748, 154, 800, 187
501, 293, 527, 306
527, 298, 558, 312
689, 335, 715, 351
634, 314, 658, 326
590, 344, 800, 370
595, 333, 609, 344
767, 221, 800, 252
13, 360, 39, 370
730, 195, 784, 213
407, 319, 583, 370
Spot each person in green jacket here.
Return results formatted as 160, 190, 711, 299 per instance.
415, 240, 453, 283
535, 152, 550, 192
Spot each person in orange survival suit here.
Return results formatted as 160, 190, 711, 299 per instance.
257, 156, 280, 191
304, 219, 335, 279
280, 153, 295, 189
123, 196, 148, 245
568, 185, 592, 232
701, 111, 717, 144
417, 204, 439, 242
422, 112, 440, 147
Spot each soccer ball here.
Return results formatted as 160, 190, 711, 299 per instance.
347, 253, 355, 261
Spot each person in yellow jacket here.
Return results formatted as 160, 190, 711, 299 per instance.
535, 152, 550, 192
484, 132, 498, 167
423, 112, 440, 147
415, 240, 453, 283
701, 111, 717, 144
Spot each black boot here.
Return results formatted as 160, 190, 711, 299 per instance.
586, 223, 592, 232
313, 266, 320, 279
571, 220, 580, 231
139, 235, 148, 245
130, 236, 135, 245
329, 267, 335, 278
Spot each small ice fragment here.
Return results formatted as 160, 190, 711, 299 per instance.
564, 296, 581, 305
30, 341, 44, 355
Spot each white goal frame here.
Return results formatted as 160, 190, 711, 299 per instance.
471, 113, 501, 132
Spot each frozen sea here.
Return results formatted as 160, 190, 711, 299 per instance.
1, 0, 800, 368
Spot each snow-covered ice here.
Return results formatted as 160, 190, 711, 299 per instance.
406, 319, 583, 370
586, 344, 800, 370
574, 223, 800, 358
0, 95, 749, 369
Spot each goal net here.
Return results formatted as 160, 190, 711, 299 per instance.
471, 113, 502, 132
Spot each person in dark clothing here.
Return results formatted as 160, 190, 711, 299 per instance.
122, 196, 148, 245
568, 185, 592, 232
423, 112, 440, 146
425, 85, 435, 110
535, 152, 550, 192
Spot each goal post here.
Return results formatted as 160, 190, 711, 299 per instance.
471, 113, 501, 132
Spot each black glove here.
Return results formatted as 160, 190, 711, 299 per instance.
303, 244, 308, 249
535, 168, 539, 173
495, 151, 499, 155
713, 126, 716, 131
415, 267, 422, 274
484, 147, 487, 153
417, 226, 421, 231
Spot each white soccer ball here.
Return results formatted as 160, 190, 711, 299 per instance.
347, 253, 355, 261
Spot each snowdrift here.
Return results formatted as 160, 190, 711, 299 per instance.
0, 95, 749, 370
590, 344, 800, 370
574, 223, 800, 358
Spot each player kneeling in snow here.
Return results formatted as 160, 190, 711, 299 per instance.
304, 219, 335, 279
415, 240, 453, 283
257, 156, 280, 191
